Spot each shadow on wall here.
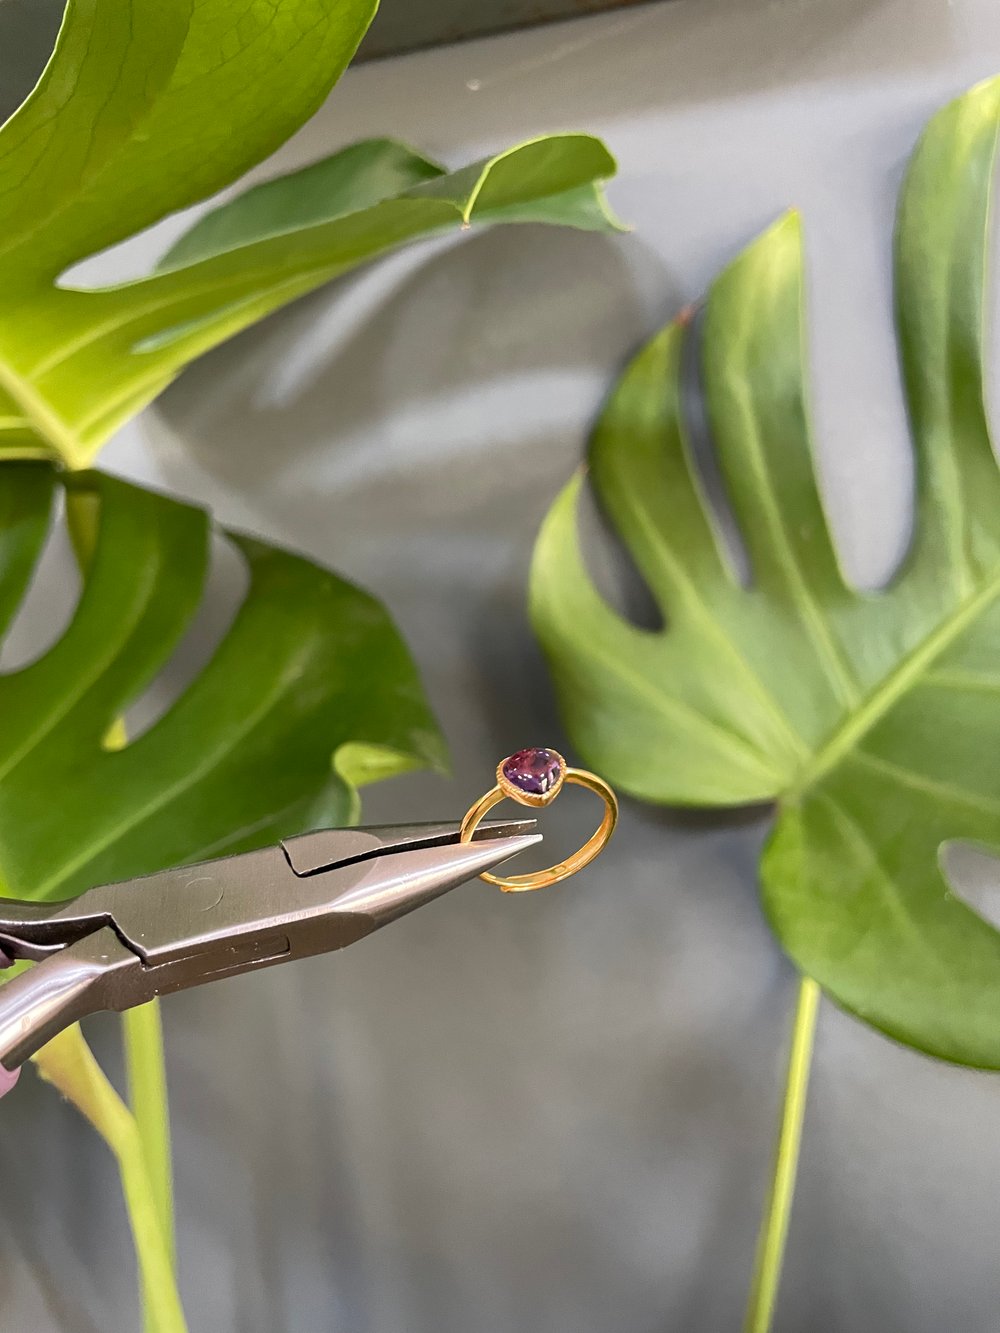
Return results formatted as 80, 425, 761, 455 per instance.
149, 223, 659, 557
145, 220, 667, 824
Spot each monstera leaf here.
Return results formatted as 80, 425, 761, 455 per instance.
0, 463, 443, 901
531, 75, 1000, 1069
0, 0, 620, 467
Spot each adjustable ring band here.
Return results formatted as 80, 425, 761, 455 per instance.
459, 747, 618, 892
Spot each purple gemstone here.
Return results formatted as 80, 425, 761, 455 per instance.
502, 747, 564, 795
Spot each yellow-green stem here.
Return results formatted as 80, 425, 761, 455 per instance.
33, 1026, 187, 1333
742, 975, 820, 1333
66, 489, 179, 1326
124, 1001, 175, 1265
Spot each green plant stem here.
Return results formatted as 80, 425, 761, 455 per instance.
124, 1001, 175, 1265
32, 1026, 187, 1333
742, 975, 820, 1333
65, 488, 180, 1327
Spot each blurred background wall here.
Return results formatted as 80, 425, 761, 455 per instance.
2, 0, 1000, 1330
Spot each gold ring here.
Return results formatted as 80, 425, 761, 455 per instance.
459, 747, 618, 892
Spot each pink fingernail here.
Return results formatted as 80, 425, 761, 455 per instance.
0, 951, 19, 1095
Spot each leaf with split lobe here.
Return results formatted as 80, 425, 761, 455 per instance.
0, 0, 621, 467
531, 75, 1000, 1069
0, 464, 445, 902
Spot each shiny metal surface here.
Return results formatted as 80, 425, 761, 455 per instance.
0, 929, 138, 1071
281, 818, 538, 875
0, 821, 540, 1071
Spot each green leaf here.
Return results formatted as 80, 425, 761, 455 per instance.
156, 139, 448, 269
0, 0, 376, 276
530, 74, 1000, 1069
0, 463, 444, 902
0, 0, 621, 468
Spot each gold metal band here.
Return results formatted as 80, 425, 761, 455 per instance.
459, 767, 618, 892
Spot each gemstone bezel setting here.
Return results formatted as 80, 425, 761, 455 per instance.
496, 747, 567, 808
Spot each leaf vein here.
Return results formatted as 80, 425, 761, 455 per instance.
794, 564, 1000, 792
850, 748, 1000, 820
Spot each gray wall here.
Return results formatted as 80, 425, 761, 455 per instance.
359, 0, 664, 60
3, 1, 1000, 1330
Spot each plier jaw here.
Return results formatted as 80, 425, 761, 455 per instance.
0, 819, 540, 1071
